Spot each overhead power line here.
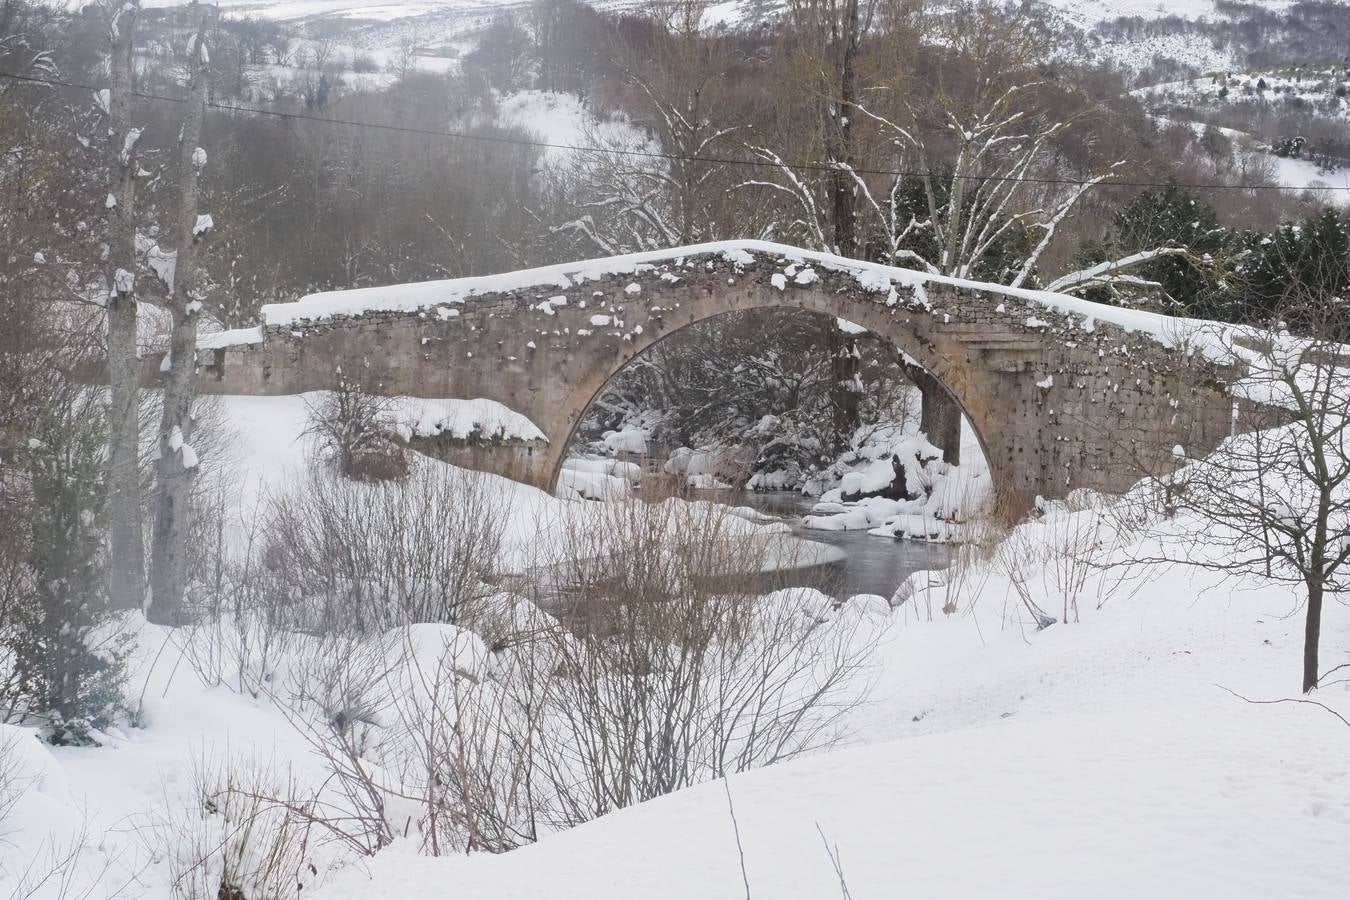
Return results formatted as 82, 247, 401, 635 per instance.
1, 67, 1348, 193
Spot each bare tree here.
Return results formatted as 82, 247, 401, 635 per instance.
783, 0, 880, 448
745, 6, 1198, 464
148, 15, 213, 624
621, 2, 738, 245
105, 0, 145, 611
394, 30, 419, 80
778, 0, 880, 258
1168, 259, 1350, 693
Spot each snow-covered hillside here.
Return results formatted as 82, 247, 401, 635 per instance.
132, 0, 1301, 63
142, 0, 1294, 26
138, 0, 524, 22
1048, 0, 1295, 27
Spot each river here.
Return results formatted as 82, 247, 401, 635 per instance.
698, 489, 953, 599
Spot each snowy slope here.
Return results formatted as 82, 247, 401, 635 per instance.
134, 0, 1299, 28
138, 0, 524, 22
312, 477, 1350, 899
319, 701, 1350, 900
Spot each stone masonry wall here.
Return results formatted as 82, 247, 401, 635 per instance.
193, 248, 1238, 511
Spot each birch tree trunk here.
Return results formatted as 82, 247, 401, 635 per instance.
106, 0, 144, 612
148, 20, 211, 625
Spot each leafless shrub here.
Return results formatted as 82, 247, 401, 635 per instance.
265, 635, 400, 857
899, 491, 1153, 628
991, 493, 1155, 629
370, 497, 882, 852
261, 459, 510, 634
350, 52, 381, 74
153, 752, 322, 900
173, 501, 297, 699
514, 499, 881, 828
892, 511, 1007, 622
0, 730, 30, 843
389, 629, 540, 854
3, 815, 139, 900
302, 383, 407, 482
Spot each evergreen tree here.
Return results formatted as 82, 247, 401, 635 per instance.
1231, 207, 1350, 334
8, 387, 132, 746
1075, 184, 1231, 315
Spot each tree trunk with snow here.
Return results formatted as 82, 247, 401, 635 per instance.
828, 324, 861, 455
826, 0, 862, 259
148, 20, 211, 626
106, 0, 144, 612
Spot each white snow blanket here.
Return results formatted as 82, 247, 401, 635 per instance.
389, 395, 546, 443
8, 393, 1350, 900
801, 424, 989, 543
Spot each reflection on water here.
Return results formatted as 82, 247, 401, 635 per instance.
696, 489, 953, 599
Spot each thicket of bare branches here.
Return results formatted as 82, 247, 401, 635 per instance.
149, 752, 325, 900
165, 474, 884, 859
383, 499, 883, 844
515, 499, 881, 824
261, 459, 509, 634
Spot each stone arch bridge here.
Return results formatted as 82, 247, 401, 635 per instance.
192, 241, 1238, 512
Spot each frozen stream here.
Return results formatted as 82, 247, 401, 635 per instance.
699, 490, 953, 599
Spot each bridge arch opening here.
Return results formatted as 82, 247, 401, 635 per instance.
548, 303, 996, 512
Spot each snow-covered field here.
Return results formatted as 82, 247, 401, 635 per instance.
4, 389, 1350, 899
322, 702, 1349, 899
1137, 70, 1350, 122
496, 90, 654, 162
1152, 115, 1350, 195
320, 439, 1350, 899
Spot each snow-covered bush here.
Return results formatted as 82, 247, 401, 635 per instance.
302, 381, 408, 482
385, 626, 538, 854
993, 494, 1132, 627
261, 459, 509, 633
800, 424, 991, 543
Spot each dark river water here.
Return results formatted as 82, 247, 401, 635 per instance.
697, 489, 953, 599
